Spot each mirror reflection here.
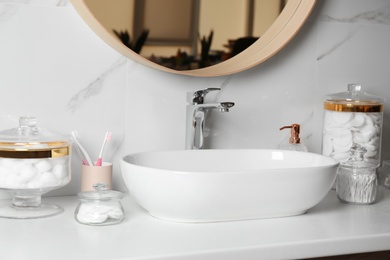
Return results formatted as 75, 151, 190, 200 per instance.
85, 0, 286, 70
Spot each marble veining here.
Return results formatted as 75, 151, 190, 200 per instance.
322, 5, 390, 25
67, 57, 127, 112
317, 30, 358, 61
0, 4, 20, 24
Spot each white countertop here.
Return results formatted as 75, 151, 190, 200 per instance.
1, 189, 390, 260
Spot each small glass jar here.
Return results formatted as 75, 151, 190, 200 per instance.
336, 144, 377, 204
75, 183, 124, 225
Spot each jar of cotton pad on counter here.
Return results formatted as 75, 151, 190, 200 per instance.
322, 84, 385, 204
75, 183, 124, 225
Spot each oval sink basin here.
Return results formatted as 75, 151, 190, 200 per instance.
120, 149, 339, 223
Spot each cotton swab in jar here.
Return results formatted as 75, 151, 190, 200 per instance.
95, 131, 112, 166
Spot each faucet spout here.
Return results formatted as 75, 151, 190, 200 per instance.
218, 102, 235, 112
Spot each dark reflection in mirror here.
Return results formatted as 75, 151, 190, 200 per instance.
85, 0, 285, 70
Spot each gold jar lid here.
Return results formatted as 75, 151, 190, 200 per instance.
324, 84, 385, 113
0, 117, 71, 159
324, 100, 384, 112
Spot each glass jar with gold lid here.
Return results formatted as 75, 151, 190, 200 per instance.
0, 116, 71, 219
322, 84, 384, 167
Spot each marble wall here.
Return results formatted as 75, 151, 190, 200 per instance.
0, 0, 390, 198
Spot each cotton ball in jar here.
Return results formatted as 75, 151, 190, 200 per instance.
2, 159, 25, 174
0, 165, 8, 183
35, 159, 52, 173
19, 164, 38, 183
5, 174, 22, 189
39, 172, 58, 187
52, 163, 68, 180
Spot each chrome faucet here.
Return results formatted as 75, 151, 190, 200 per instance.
185, 88, 235, 149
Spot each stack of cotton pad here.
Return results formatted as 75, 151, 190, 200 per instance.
322, 111, 382, 164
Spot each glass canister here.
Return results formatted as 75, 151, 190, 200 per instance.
322, 84, 385, 204
75, 183, 124, 225
0, 116, 71, 218
336, 144, 377, 204
322, 84, 384, 167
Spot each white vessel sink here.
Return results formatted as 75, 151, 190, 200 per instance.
120, 149, 339, 223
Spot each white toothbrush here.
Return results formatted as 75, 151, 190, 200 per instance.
71, 131, 93, 166
95, 131, 112, 166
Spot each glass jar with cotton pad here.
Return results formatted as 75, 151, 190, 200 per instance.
0, 116, 71, 218
322, 84, 384, 197
75, 183, 124, 225
322, 84, 384, 167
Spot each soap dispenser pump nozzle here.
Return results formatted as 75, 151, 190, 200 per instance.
279, 124, 301, 144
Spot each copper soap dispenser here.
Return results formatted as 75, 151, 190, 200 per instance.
279, 124, 308, 152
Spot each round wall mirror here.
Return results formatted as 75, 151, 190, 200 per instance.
70, 0, 316, 77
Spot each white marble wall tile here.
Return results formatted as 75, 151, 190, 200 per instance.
318, 0, 390, 25
0, 4, 126, 198
316, 20, 390, 159
209, 20, 318, 151
126, 61, 231, 153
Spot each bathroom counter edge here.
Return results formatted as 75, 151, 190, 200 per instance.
1, 190, 390, 260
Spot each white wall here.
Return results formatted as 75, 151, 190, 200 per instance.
1, 0, 390, 198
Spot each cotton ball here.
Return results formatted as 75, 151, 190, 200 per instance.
5, 174, 21, 189
27, 180, 42, 189
39, 172, 58, 187
52, 164, 68, 180
19, 164, 38, 183
3, 159, 24, 174
53, 157, 67, 165
19, 183, 28, 189
0, 165, 9, 184
22, 159, 41, 165
35, 159, 52, 173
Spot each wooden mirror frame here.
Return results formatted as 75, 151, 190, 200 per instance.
70, 0, 316, 77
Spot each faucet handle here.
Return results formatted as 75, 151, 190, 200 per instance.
188, 88, 221, 104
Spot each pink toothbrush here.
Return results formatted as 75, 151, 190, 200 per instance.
95, 131, 112, 166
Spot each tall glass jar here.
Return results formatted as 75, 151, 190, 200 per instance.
322, 84, 384, 167
322, 84, 384, 203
